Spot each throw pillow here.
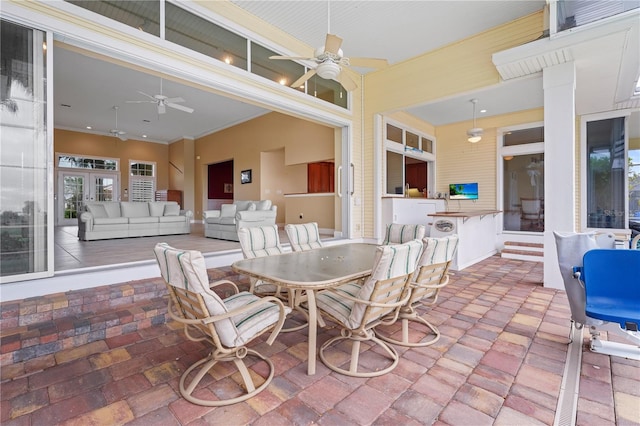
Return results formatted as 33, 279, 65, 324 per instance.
87, 204, 108, 218
256, 200, 271, 210
220, 204, 237, 217
247, 203, 256, 211
164, 204, 181, 216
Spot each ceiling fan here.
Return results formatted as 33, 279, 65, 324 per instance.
269, 2, 388, 91
126, 79, 194, 115
109, 106, 127, 141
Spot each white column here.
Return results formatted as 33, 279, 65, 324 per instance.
543, 61, 576, 289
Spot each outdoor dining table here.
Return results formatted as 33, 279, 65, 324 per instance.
231, 242, 379, 375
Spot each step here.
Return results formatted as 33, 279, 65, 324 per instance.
501, 241, 544, 263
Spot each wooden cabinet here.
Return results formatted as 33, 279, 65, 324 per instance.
155, 190, 182, 208
308, 162, 334, 193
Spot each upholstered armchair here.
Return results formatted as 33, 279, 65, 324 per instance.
315, 239, 423, 377
153, 243, 289, 406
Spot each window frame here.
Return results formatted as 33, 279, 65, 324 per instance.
382, 118, 436, 197
580, 110, 631, 233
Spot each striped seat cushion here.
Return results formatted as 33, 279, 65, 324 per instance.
238, 225, 284, 259
224, 292, 288, 346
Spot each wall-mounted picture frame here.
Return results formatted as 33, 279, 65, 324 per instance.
223, 183, 233, 193
241, 169, 252, 184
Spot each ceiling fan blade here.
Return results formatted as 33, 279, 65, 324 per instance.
164, 97, 185, 104
348, 57, 389, 69
270, 55, 316, 61
157, 103, 166, 114
291, 69, 317, 89
336, 70, 358, 91
167, 102, 194, 113
118, 133, 128, 141
324, 33, 343, 55
137, 91, 156, 100
125, 100, 154, 104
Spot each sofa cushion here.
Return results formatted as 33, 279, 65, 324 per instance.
86, 204, 108, 218
256, 200, 271, 211
149, 202, 166, 217
102, 202, 122, 218
129, 216, 159, 224
247, 203, 256, 211
164, 203, 180, 216
218, 217, 236, 225
220, 204, 237, 217
121, 202, 150, 217
94, 217, 129, 225
234, 200, 253, 211
159, 215, 185, 223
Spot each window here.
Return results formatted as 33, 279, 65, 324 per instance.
384, 121, 435, 197
586, 117, 626, 229
129, 161, 155, 202
1, 20, 50, 281
630, 148, 640, 225
66, 0, 161, 36
57, 154, 118, 170
500, 125, 545, 232
165, 2, 247, 70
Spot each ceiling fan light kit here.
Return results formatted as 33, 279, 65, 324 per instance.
467, 99, 483, 143
110, 106, 128, 141
316, 62, 341, 80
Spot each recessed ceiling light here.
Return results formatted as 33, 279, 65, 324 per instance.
86, 126, 92, 130
480, 109, 487, 113
142, 135, 147, 138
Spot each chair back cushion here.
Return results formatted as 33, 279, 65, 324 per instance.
238, 225, 283, 259
382, 223, 426, 245
409, 235, 459, 303
153, 243, 239, 346
553, 231, 613, 325
285, 222, 323, 252
348, 239, 423, 327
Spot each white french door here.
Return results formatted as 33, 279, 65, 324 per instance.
57, 171, 118, 225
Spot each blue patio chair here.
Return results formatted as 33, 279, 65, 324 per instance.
573, 249, 640, 360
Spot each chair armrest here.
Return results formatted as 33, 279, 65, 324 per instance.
203, 210, 221, 219
209, 279, 239, 295
181, 210, 193, 219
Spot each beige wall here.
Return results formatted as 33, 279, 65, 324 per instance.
54, 129, 169, 200
194, 112, 335, 220
285, 195, 335, 229
260, 149, 307, 224
361, 11, 544, 236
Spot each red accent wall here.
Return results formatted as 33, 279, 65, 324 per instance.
208, 160, 234, 199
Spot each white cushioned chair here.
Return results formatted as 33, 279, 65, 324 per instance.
382, 223, 426, 245
376, 235, 458, 347
153, 243, 289, 406
285, 222, 324, 252
316, 239, 423, 377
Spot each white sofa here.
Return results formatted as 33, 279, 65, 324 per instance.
203, 200, 277, 241
78, 201, 192, 241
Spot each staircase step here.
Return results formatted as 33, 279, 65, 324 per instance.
501, 242, 544, 263
504, 241, 544, 249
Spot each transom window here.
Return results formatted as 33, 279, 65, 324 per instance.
384, 121, 435, 197
57, 154, 118, 171
129, 160, 156, 202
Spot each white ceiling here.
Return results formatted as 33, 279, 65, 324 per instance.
53, 0, 639, 143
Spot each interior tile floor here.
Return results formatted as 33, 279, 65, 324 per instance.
3, 255, 638, 425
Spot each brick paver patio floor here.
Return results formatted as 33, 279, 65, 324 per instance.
1, 255, 638, 425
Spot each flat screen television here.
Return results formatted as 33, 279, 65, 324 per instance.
449, 182, 478, 200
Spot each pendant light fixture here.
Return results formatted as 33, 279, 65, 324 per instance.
466, 99, 483, 143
